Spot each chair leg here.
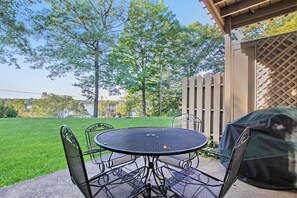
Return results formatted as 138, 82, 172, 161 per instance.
98, 162, 105, 172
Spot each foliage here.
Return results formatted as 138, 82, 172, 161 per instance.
240, 12, 297, 41
29, 92, 88, 117
31, 0, 129, 117
111, 2, 224, 116
173, 22, 224, 77
0, 102, 18, 118
113, 92, 139, 117
5, 99, 29, 117
116, 88, 182, 117
98, 99, 118, 117
0, 0, 35, 68
146, 85, 182, 116
199, 138, 219, 158
2, 0, 226, 118
155, 23, 224, 116
111, 0, 180, 116
116, 101, 129, 117
0, 117, 172, 187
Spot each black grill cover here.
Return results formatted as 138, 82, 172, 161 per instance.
219, 107, 297, 190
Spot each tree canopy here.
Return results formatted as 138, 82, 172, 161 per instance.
173, 22, 224, 78
240, 12, 297, 41
2, 0, 227, 117
29, 93, 88, 117
32, 0, 128, 117
111, 0, 181, 116
111, 1, 224, 116
0, 0, 34, 68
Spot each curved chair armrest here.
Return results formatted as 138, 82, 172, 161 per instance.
158, 150, 200, 169
107, 153, 139, 169
83, 148, 103, 156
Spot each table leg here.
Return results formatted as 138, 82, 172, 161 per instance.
143, 156, 167, 197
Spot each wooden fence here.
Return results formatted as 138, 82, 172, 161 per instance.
182, 74, 224, 143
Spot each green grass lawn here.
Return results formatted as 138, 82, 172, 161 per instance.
0, 117, 172, 187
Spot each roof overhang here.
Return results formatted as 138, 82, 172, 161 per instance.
201, 0, 297, 33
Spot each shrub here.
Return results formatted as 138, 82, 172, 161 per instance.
0, 103, 18, 118
199, 138, 219, 158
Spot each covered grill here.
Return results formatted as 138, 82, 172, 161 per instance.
219, 107, 297, 190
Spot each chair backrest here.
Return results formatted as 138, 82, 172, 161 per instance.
172, 113, 202, 132
85, 123, 114, 163
219, 127, 251, 197
60, 125, 92, 198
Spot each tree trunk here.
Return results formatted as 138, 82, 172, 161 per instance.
141, 81, 146, 116
159, 64, 163, 116
93, 42, 99, 118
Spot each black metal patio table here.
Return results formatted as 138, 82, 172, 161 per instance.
94, 127, 208, 197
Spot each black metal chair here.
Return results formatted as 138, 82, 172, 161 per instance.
158, 114, 202, 169
162, 127, 251, 198
172, 113, 202, 132
60, 125, 147, 198
85, 123, 138, 172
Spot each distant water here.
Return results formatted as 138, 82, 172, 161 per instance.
85, 104, 93, 116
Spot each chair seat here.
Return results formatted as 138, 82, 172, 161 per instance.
158, 152, 198, 168
165, 167, 223, 198
162, 128, 251, 198
89, 166, 147, 197
85, 123, 138, 172
162, 153, 189, 161
61, 125, 147, 198
108, 153, 137, 168
158, 154, 189, 166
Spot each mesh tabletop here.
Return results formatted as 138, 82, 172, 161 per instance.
95, 127, 208, 156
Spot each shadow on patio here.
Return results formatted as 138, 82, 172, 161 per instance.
0, 157, 295, 198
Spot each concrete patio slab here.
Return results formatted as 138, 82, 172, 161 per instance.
0, 157, 295, 198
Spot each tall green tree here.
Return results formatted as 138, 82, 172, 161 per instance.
111, 0, 180, 116
32, 0, 128, 117
0, 0, 35, 68
173, 22, 224, 79
146, 22, 224, 116
154, 1, 181, 116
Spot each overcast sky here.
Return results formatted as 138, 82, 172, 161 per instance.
0, 0, 213, 100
